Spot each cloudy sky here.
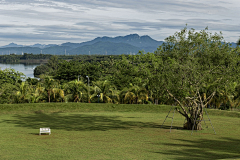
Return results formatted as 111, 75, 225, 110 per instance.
0, 0, 239, 46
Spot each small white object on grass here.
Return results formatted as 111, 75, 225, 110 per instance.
39, 127, 51, 135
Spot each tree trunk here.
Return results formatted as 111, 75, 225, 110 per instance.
184, 118, 202, 130
183, 105, 203, 130
166, 90, 215, 131
48, 91, 50, 103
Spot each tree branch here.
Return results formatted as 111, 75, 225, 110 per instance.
176, 108, 187, 117
166, 89, 189, 117
204, 91, 216, 108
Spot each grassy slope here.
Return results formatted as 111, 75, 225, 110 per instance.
0, 103, 240, 160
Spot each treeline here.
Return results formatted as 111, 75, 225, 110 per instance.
0, 53, 122, 63
1, 27, 240, 111
0, 53, 52, 63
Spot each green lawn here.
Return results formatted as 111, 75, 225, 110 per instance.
0, 103, 240, 159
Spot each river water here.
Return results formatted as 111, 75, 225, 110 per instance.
0, 63, 40, 78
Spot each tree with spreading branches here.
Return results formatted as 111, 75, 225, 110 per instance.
154, 27, 240, 130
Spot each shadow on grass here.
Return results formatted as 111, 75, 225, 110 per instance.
152, 137, 240, 160
30, 133, 50, 136
1, 112, 179, 132
160, 125, 184, 130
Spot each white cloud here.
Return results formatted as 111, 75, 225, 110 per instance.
0, 0, 239, 46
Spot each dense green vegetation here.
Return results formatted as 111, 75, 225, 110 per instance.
1, 27, 240, 130
0, 53, 52, 63
0, 53, 121, 63
0, 103, 240, 159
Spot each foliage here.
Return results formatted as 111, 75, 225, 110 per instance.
54, 60, 103, 82
13, 82, 32, 103
43, 76, 64, 102
0, 68, 25, 104
91, 80, 119, 103
0, 68, 25, 85
33, 64, 50, 77
26, 77, 39, 85
64, 80, 88, 102
0, 83, 18, 104
153, 27, 240, 129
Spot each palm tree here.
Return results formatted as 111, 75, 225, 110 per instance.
137, 88, 149, 104
14, 81, 31, 103
30, 83, 45, 103
52, 87, 65, 102
210, 82, 238, 110
227, 95, 240, 111
41, 76, 60, 103
121, 84, 148, 104
91, 80, 119, 103
64, 80, 88, 103
227, 83, 240, 110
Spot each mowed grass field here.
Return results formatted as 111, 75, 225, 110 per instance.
0, 103, 240, 160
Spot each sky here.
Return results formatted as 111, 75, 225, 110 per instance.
0, 0, 239, 46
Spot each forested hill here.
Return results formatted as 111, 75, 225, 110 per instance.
0, 34, 164, 55
61, 34, 163, 52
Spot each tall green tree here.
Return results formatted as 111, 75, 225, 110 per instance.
30, 83, 45, 103
41, 76, 59, 103
154, 27, 240, 130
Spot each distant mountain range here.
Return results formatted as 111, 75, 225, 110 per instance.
0, 34, 238, 55
0, 34, 164, 55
